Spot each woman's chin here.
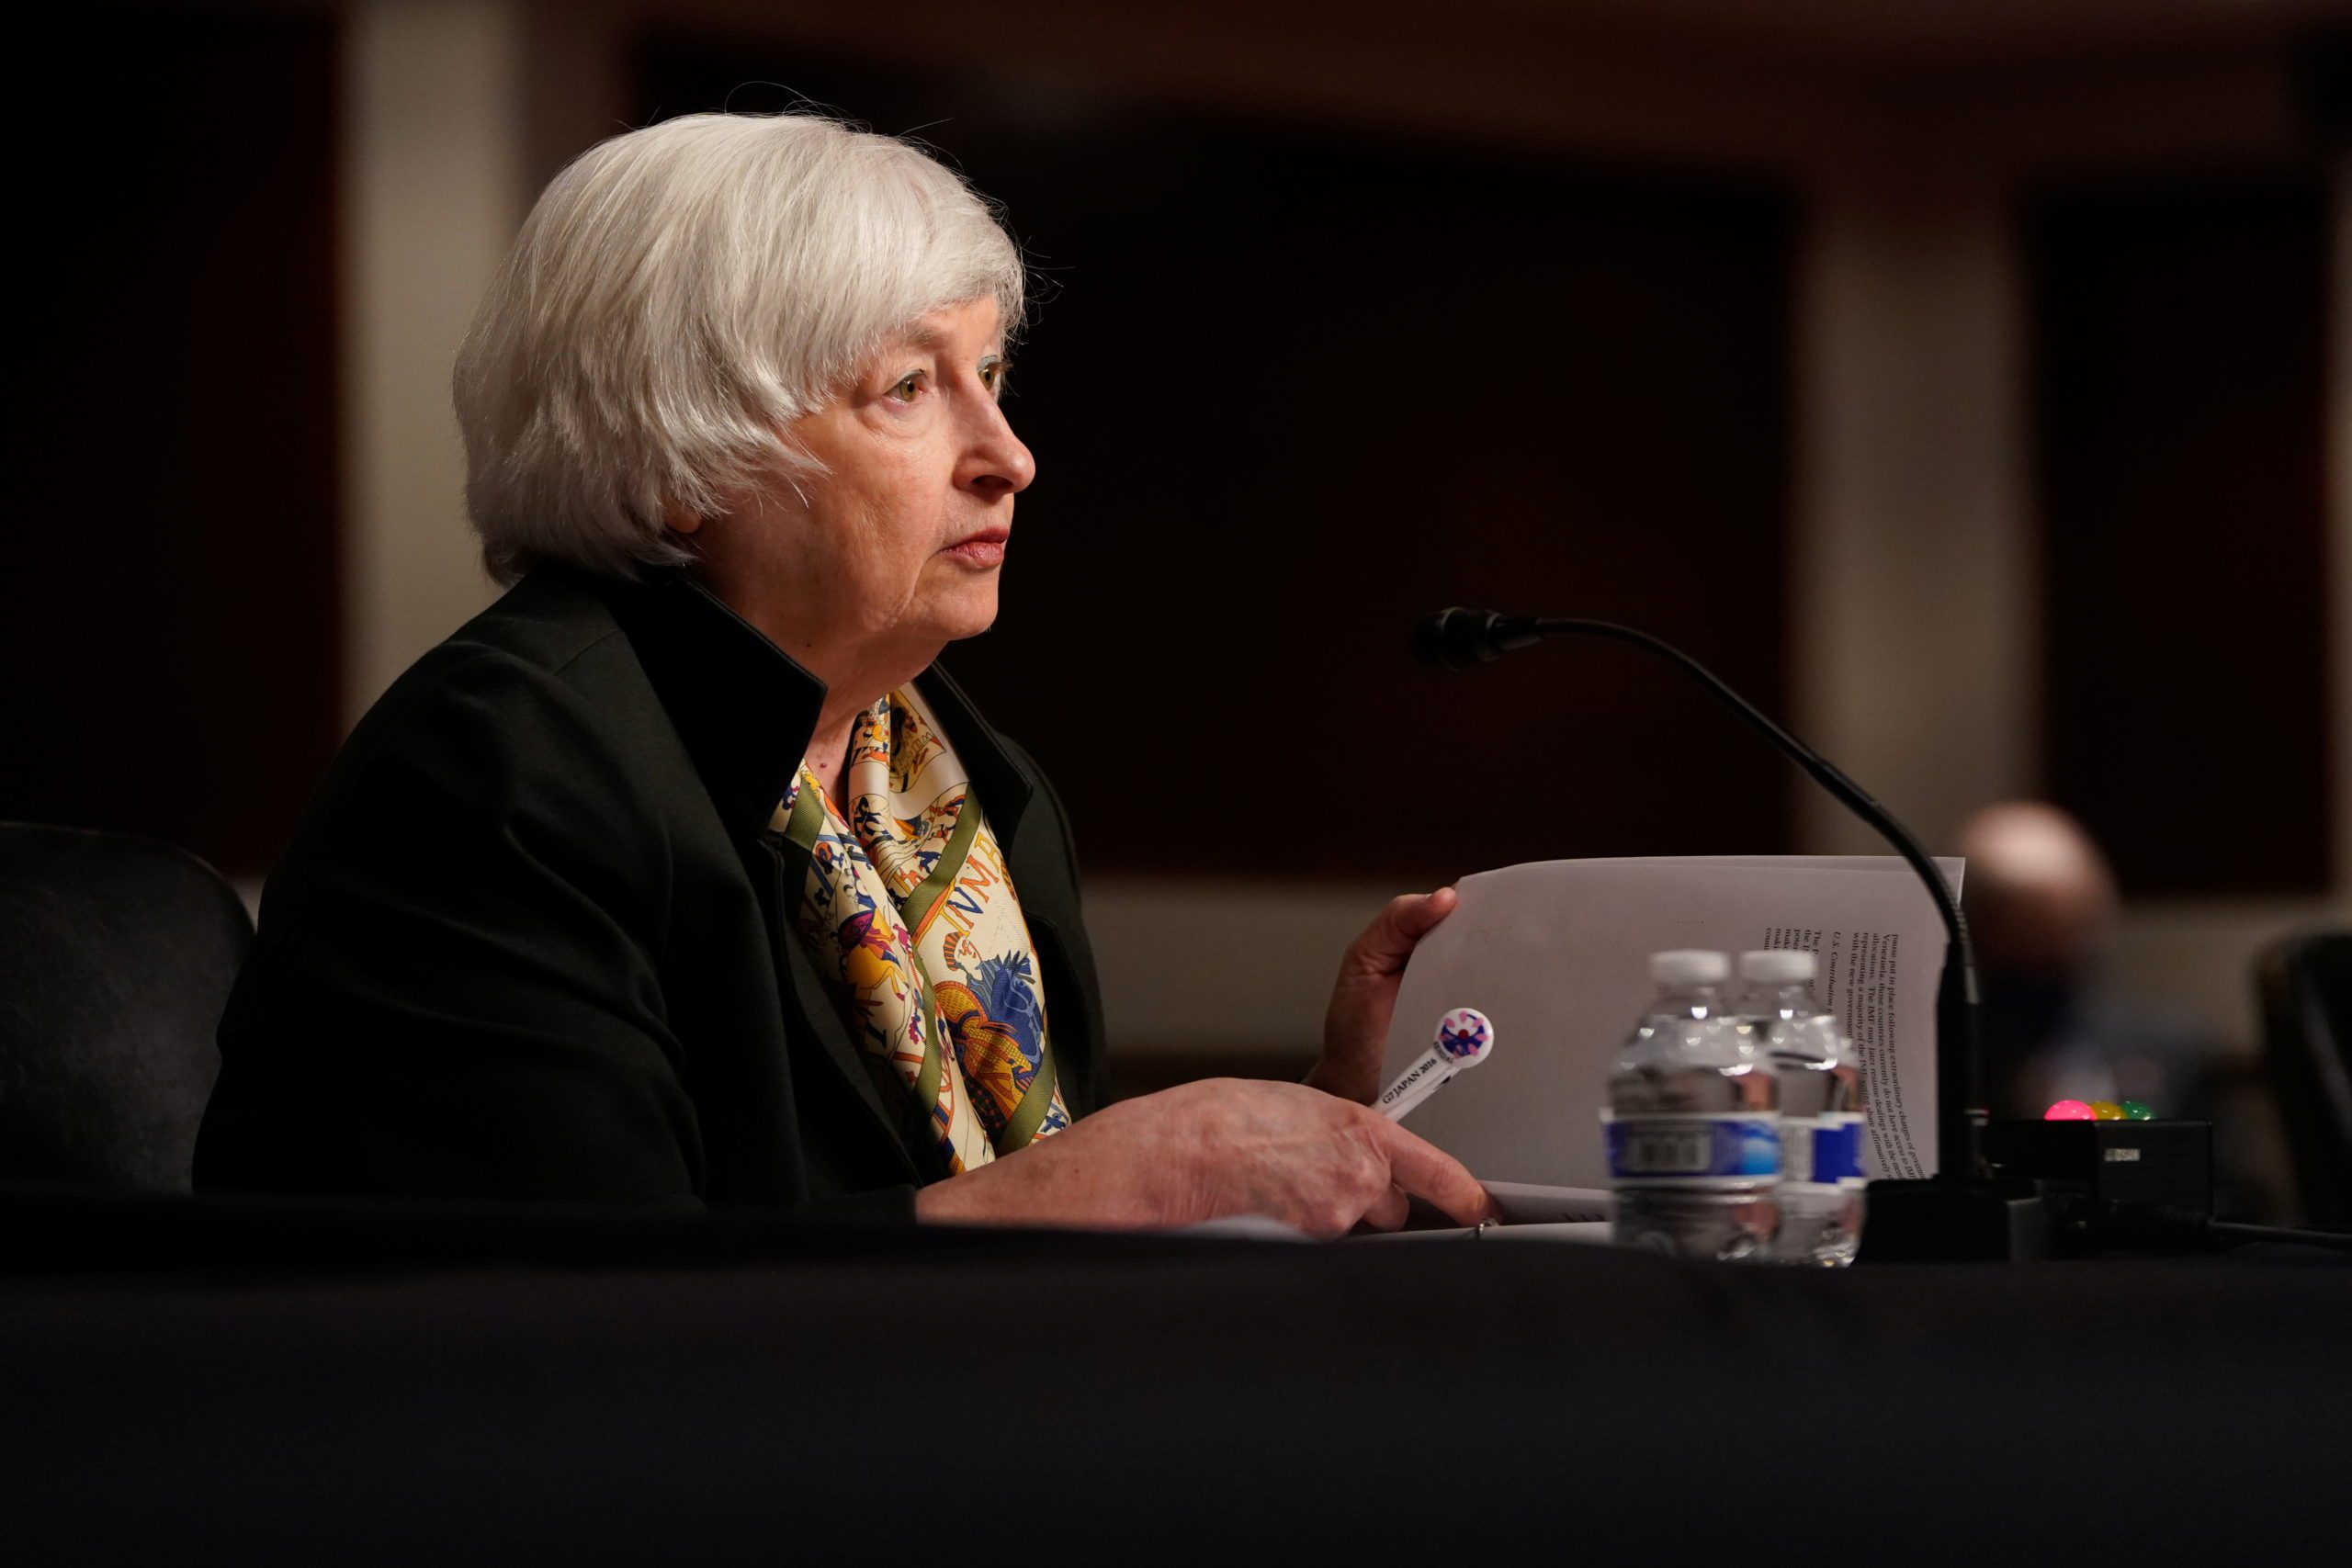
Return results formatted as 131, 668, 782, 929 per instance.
918, 579, 1001, 643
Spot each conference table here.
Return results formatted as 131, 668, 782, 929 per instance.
4, 1186, 2346, 1564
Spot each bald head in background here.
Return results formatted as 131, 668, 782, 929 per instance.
1959, 804, 2256, 1203
1960, 802, 2120, 981
1960, 800, 2219, 1119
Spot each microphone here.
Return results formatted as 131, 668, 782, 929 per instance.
1410, 608, 1544, 670
1409, 607, 1985, 1184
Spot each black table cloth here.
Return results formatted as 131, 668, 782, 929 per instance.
3, 1188, 2345, 1565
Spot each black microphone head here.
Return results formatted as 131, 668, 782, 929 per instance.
1410, 607, 1509, 670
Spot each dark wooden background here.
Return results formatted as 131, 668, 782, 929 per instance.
639, 38, 1800, 885
2, 13, 2336, 903
4, 10, 344, 879
2029, 175, 2334, 897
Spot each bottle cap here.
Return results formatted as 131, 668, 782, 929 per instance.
1737, 950, 1815, 984
1650, 949, 1728, 986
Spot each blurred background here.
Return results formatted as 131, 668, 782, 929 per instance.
6, 1, 2347, 1213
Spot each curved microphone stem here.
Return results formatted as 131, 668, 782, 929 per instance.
1421, 608, 1984, 1182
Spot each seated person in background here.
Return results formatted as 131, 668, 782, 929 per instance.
195, 111, 1493, 1237
1961, 802, 2218, 1119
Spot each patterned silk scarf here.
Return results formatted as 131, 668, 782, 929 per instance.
772, 688, 1071, 1174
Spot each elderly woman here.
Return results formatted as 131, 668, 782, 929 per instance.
196, 112, 1491, 1236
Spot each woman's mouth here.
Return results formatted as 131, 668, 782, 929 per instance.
942, 527, 1010, 568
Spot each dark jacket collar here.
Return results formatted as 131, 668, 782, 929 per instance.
592, 567, 825, 845
588, 566, 1037, 848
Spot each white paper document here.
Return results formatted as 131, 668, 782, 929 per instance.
1350, 1181, 1613, 1244
1378, 855, 1963, 1190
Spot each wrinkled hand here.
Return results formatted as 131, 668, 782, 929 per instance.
1306, 887, 1460, 1105
913, 1077, 1493, 1238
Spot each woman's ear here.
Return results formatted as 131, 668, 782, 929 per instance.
664, 501, 704, 536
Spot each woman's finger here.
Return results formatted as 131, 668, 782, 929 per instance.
1358, 1183, 1411, 1233
1371, 1118, 1494, 1227
1342, 887, 1458, 977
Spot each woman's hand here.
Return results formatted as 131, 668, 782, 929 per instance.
1304, 887, 1460, 1105
912, 1077, 1493, 1238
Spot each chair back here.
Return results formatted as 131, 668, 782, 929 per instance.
0, 824, 249, 1191
2256, 930, 2352, 1225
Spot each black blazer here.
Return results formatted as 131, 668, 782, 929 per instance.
194, 565, 1107, 1215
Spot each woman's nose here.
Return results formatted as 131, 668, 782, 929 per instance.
962, 400, 1036, 497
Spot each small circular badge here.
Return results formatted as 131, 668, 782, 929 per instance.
1434, 1007, 1494, 1065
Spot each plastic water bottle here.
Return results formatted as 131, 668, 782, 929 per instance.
1604, 950, 1779, 1261
1734, 950, 1865, 1267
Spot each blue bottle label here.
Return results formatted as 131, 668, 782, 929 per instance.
1781, 1112, 1866, 1191
1603, 1112, 1780, 1188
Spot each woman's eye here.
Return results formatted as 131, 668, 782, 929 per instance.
889, 373, 924, 402
981, 359, 1011, 396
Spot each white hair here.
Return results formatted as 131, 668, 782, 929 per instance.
452, 111, 1026, 584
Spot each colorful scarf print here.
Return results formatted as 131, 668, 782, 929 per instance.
772, 688, 1071, 1174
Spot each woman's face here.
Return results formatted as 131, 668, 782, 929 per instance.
690, 294, 1035, 692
